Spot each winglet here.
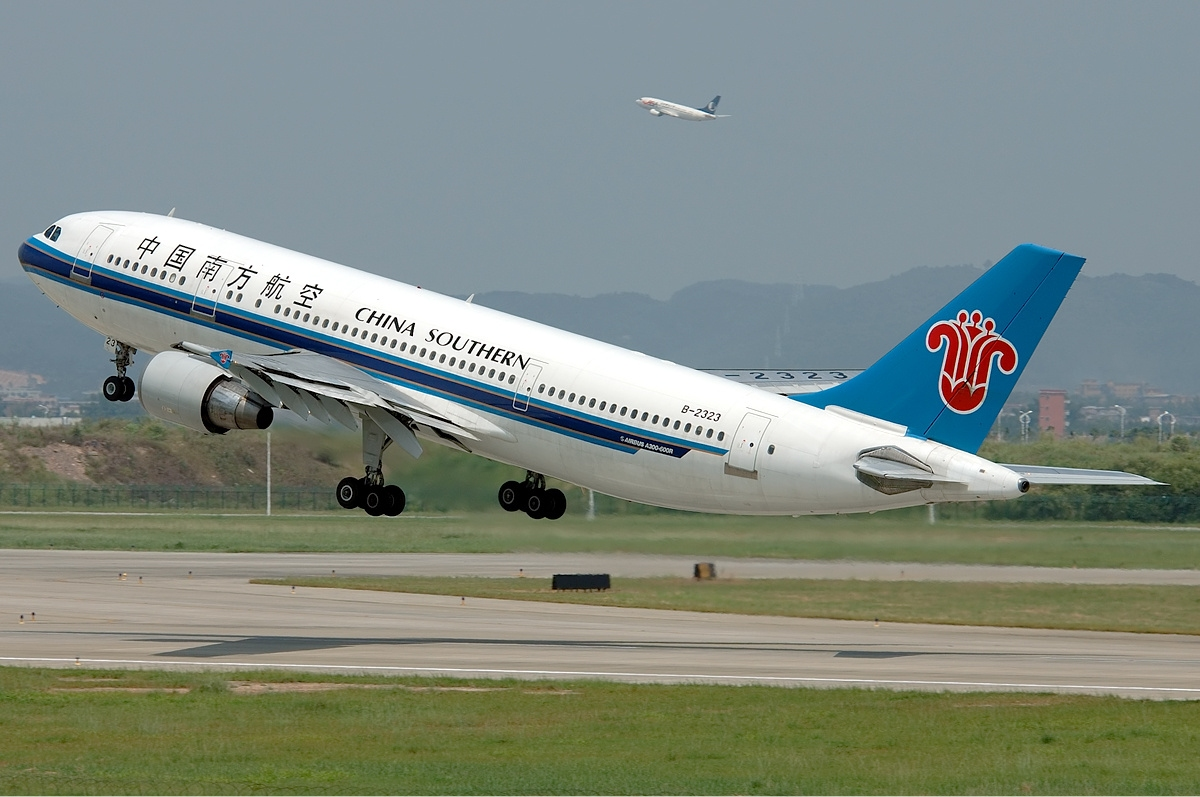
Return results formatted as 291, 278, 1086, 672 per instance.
210, 349, 234, 370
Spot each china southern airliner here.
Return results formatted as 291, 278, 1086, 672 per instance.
18, 212, 1156, 519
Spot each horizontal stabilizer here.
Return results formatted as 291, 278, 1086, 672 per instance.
854, 445, 964, 495
704, 369, 862, 396
1003, 464, 1165, 486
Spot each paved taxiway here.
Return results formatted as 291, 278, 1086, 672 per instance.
2, 550, 1197, 700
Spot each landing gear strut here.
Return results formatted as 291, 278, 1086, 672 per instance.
499, 471, 566, 520
335, 416, 406, 516
102, 340, 137, 402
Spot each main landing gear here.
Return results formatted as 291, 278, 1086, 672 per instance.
102, 340, 137, 402
334, 416, 406, 517
498, 471, 567, 520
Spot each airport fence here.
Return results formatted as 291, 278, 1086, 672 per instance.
0, 483, 338, 512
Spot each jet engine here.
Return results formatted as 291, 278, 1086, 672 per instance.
139, 350, 274, 434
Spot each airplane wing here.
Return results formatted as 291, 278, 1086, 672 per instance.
702, 369, 863, 396
1002, 464, 1165, 486
176, 342, 516, 457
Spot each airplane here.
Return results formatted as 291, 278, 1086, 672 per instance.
18, 212, 1158, 519
636, 95, 729, 121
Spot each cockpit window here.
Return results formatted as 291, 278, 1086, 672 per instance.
43, 225, 61, 241
43, 225, 54, 239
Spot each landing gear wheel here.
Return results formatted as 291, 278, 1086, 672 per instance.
524, 489, 548, 520
119, 376, 135, 402
102, 376, 124, 402
362, 485, 386, 516
498, 481, 524, 512
336, 477, 362, 509
544, 488, 567, 520
383, 484, 406, 517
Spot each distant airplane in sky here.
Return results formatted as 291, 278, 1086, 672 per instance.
636, 95, 729, 121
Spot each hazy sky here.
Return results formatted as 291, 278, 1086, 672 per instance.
3, 1, 1198, 299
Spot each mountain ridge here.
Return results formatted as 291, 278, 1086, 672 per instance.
3, 267, 1197, 397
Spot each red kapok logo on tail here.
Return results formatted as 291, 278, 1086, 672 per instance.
926, 310, 1018, 414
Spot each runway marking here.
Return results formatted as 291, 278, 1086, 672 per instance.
2, 656, 1197, 696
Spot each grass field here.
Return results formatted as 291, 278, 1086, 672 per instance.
2, 510, 1200, 569
2, 668, 1199, 795
258, 575, 1200, 635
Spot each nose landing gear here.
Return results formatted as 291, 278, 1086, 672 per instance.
102, 340, 137, 402
499, 471, 566, 520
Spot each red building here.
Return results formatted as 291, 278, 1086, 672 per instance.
1039, 389, 1068, 439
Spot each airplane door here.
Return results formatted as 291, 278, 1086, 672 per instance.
725, 412, 772, 477
70, 225, 117, 284
513, 361, 544, 411
189, 261, 233, 318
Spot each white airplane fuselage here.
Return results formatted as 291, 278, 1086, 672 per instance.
20, 211, 1026, 515
636, 97, 720, 121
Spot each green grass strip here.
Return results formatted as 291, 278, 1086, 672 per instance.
3, 511, 1200, 569
0, 667, 1197, 794
257, 576, 1200, 635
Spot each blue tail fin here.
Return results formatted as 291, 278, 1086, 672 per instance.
793, 244, 1084, 453
702, 95, 721, 113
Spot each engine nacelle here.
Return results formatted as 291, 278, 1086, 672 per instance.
139, 350, 274, 434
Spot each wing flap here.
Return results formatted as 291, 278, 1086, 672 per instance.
176, 342, 510, 445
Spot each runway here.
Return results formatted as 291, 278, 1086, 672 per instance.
2, 550, 1197, 700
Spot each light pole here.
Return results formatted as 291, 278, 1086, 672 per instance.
1019, 410, 1032, 443
1157, 411, 1175, 444
1113, 405, 1126, 439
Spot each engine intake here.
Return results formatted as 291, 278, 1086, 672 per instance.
139, 350, 274, 434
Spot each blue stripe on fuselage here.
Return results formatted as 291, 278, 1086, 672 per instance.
18, 236, 720, 459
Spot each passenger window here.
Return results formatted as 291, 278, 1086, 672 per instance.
620, 407, 627, 416
538, 385, 545, 394
717, 431, 725, 441
569, 393, 576, 402
107, 254, 114, 263
508, 375, 515, 384
558, 390, 565, 399
589, 398, 596, 408
652, 415, 659, 424
371, 333, 378, 343
673, 420, 680, 430
488, 369, 496, 378
706, 429, 713, 439
439, 354, 446, 363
